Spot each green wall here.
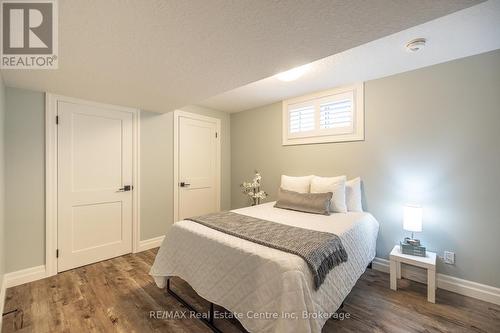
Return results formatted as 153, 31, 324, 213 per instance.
3, 89, 230, 272
4, 88, 45, 272
0, 74, 6, 291
230, 50, 500, 287
140, 105, 231, 240
3, 49, 500, 288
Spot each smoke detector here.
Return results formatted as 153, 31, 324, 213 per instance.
406, 38, 426, 52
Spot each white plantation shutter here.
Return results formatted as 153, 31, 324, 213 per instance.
319, 99, 352, 129
289, 105, 315, 133
283, 83, 364, 145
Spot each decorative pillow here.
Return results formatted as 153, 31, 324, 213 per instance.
346, 177, 363, 212
280, 175, 313, 193
274, 188, 332, 215
310, 175, 347, 213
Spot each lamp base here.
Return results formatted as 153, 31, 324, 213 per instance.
400, 239, 426, 257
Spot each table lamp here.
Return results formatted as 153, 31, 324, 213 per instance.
403, 205, 422, 246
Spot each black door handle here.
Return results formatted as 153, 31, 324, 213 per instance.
179, 182, 191, 187
118, 185, 133, 192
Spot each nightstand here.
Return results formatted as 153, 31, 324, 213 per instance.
389, 245, 437, 303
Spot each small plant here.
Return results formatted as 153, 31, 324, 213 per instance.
240, 171, 267, 206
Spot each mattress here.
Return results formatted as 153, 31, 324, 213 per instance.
150, 202, 379, 333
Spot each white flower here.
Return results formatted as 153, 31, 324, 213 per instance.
255, 191, 267, 199
241, 181, 255, 191
241, 172, 266, 202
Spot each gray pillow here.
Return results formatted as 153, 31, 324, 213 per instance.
274, 188, 333, 215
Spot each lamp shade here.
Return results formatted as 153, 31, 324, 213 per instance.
403, 205, 422, 232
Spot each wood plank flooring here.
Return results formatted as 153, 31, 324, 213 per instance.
2, 249, 499, 332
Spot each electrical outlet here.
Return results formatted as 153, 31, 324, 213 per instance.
444, 251, 455, 264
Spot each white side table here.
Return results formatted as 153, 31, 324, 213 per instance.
389, 245, 437, 303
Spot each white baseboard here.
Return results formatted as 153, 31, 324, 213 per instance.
2, 254, 498, 310
372, 257, 391, 273
4, 265, 47, 289
137, 235, 165, 252
1, 265, 47, 327
0, 274, 6, 329
372, 257, 500, 305
2, 236, 164, 291
437, 274, 500, 305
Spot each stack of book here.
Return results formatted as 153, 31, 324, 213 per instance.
400, 238, 426, 257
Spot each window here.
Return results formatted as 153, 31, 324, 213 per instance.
282, 83, 364, 145
289, 104, 315, 133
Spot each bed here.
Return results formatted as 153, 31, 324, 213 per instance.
150, 202, 379, 333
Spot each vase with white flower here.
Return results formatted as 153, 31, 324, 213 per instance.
240, 171, 268, 206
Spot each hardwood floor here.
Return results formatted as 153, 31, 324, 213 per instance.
2, 249, 499, 333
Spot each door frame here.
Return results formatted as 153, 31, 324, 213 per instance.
173, 110, 221, 222
45, 93, 141, 276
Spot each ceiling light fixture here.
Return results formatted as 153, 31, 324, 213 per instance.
406, 38, 426, 52
276, 64, 311, 82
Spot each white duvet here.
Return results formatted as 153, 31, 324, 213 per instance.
150, 202, 379, 333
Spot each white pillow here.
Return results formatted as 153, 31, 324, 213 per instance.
280, 175, 313, 193
310, 175, 347, 213
346, 177, 363, 212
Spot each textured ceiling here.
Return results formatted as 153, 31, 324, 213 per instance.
200, 0, 500, 113
1, 0, 481, 113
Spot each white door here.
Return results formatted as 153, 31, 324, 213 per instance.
175, 112, 220, 221
57, 101, 134, 272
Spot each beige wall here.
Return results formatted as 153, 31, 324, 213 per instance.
230, 50, 500, 287
140, 105, 231, 239
0, 74, 6, 290
3, 88, 230, 272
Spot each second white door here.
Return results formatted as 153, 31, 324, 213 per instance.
57, 100, 135, 272
175, 111, 221, 221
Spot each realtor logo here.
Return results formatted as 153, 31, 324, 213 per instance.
1, 0, 58, 69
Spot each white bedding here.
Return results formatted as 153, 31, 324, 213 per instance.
150, 202, 379, 333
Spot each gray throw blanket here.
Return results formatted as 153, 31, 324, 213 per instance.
186, 211, 348, 289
